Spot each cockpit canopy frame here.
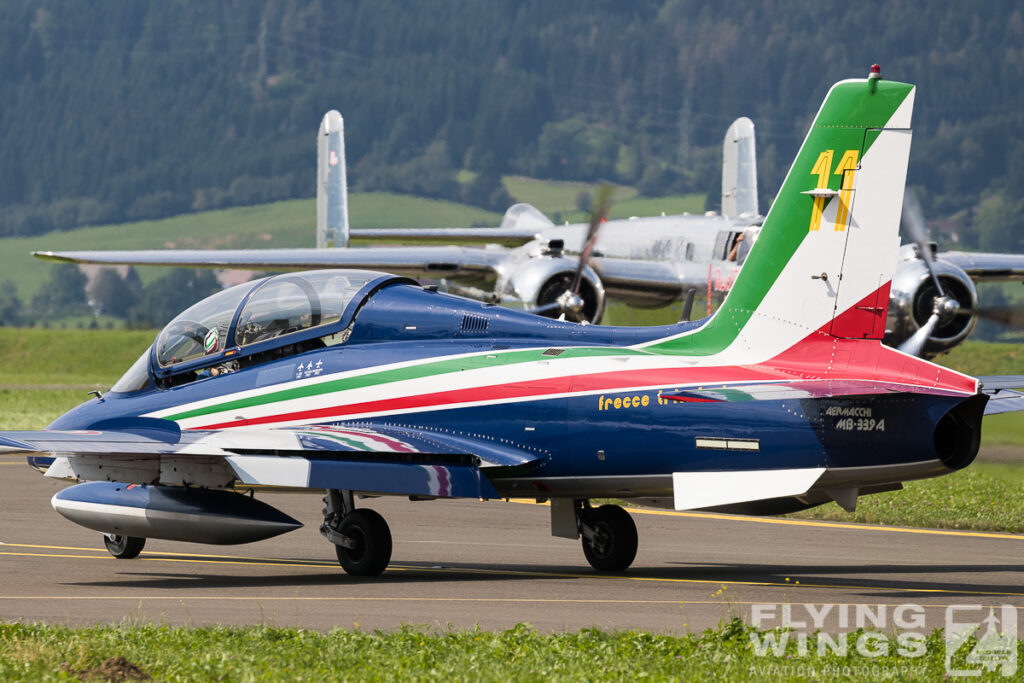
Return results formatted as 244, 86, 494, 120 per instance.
112, 270, 403, 392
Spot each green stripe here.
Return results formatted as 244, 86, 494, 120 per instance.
161, 346, 647, 422
647, 79, 913, 356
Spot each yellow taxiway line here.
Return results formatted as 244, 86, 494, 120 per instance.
1, 543, 1022, 598
512, 500, 1024, 541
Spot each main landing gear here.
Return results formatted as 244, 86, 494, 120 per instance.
321, 489, 392, 576
103, 534, 146, 559
576, 502, 638, 572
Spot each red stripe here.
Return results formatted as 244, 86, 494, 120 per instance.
191, 365, 787, 429
190, 281, 975, 430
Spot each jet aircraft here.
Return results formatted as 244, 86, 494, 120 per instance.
7, 71, 1023, 576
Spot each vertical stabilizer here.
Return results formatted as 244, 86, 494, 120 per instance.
721, 117, 758, 219
647, 71, 915, 360
317, 111, 349, 248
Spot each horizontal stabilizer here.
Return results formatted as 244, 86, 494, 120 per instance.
661, 379, 969, 403
978, 375, 1024, 391
673, 468, 825, 511
977, 376, 1024, 415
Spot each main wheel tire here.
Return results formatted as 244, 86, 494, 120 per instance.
334, 509, 392, 576
103, 534, 145, 559
581, 504, 637, 572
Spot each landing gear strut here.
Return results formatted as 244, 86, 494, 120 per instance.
103, 534, 145, 559
576, 502, 637, 572
321, 489, 392, 576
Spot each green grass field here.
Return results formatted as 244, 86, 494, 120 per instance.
0, 181, 705, 302
1, 194, 502, 300
1, 620, 1014, 681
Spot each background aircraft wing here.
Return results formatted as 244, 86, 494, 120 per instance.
348, 201, 556, 245
34, 246, 512, 279
588, 257, 715, 307
941, 251, 1024, 281
350, 226, 540, 245
0, 422, 543, 499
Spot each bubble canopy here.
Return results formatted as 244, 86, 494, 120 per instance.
148, 270, 394, 375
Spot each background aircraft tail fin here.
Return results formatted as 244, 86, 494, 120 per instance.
647, 70, 915, 360
721, 117, 758, 219
317, 110, 350, 248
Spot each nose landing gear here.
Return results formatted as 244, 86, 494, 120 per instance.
103, 534, 146, 559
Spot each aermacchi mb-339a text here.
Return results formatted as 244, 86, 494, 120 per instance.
3, 69, 1021, 575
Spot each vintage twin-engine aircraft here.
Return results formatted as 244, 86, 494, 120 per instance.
34, 112, 765, 327
35, 95, 1024, 356
6, 72, 1022, 576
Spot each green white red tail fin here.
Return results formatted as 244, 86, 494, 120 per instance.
646, 72, 915, 361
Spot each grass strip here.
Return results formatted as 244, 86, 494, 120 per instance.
0, 620, 1019, 681
788, 462, 1024, 532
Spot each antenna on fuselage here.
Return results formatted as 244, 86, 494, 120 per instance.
317, 110, 349, 248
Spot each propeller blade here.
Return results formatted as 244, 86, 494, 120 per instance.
680, 289, 696, 322
898, 311, 940, 357
901, 189, 946, 298
523, 301, 562, 315
571, 183, 613, 295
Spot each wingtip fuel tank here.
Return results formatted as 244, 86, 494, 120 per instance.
52, 482, 303, 545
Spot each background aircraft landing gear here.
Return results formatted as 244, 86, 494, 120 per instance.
577, 503, 637, 572
320, 489, 392, 576
103, 534, 145, 559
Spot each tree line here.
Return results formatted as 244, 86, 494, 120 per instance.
0, 266, 220, 330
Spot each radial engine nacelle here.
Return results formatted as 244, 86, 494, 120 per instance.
496, 248, 606, 323
885, 244, 978, 357
52, 482, 303, 545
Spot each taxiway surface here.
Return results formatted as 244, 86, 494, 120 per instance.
1, 455, 1021, 633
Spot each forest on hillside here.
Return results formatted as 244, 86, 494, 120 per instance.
0, 0, 1022, 251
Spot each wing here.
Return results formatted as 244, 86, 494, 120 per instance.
977, 375, 1024, 415
0, 421, 544, 500
941, 251, 1024, 282
589, 257, 718, 306
35, 246, 727, 309
34, 246, 511, 280
350, 226, 539, 245
349, 202, 556, 245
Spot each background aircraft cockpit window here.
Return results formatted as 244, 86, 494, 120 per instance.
110, 348, 153, 393
233, 271, 369, 347
155, 281, 253, 367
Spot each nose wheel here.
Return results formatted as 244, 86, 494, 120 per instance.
321, 489, 392, 576
103, 534, 145, 559
578, 503, 637, 572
